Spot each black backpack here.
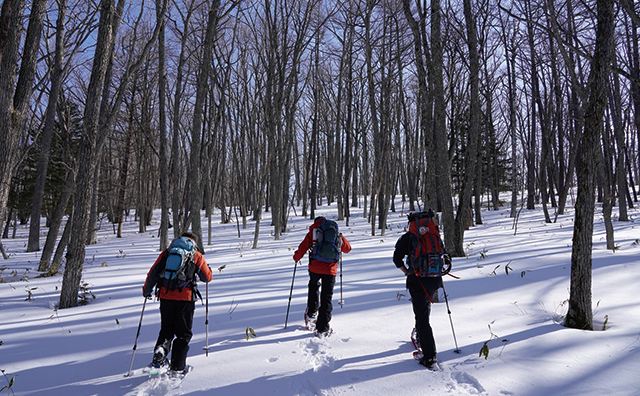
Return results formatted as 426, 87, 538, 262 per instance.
159, 236, 198, 291
311, 219, 342, 263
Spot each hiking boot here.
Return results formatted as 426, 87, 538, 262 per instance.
305, 313, 317, 324
411, 328, 421, 350
419, 355, 437, 369
152, 346, 167, 367
305, 308, 317, 322
304, 308, 317, 330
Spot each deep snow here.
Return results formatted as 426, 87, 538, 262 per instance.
0, 198, 639, 396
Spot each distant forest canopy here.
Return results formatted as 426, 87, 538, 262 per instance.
0, 0, 636, 316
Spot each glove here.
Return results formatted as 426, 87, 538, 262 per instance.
143, 292, 152, 299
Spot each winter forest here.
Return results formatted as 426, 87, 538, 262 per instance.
0, 0, 638, 339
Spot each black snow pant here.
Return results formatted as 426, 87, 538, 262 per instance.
406, 275, 442, 359
307, 271, 336, 333
156, 299, 195, 371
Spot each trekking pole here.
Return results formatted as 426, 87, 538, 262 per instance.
338, 252, 344, 307
203, 281, 210, 357
125, 298, 148, 377
441, 282, 461, 353
284, 261, 299, 329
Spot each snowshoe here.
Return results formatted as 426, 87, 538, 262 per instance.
315, 327, 333, 338
147, 359, 170, 376
411, 328, 438, 369
169, 365, 191, 380
418, 355, 440, 370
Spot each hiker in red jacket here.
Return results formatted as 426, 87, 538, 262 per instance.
293, 217, 351, 336
142, 232, 212, 373
393, 211, 446, 369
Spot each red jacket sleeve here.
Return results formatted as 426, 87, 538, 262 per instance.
142, 250, 167, 297
194, 252, 213, 282
340, 235, 351, 254
293, 230, 313, 262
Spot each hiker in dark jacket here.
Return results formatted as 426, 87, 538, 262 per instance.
293, 217, 351, 336
393, 217, 444, 368
142, 232, 212, 373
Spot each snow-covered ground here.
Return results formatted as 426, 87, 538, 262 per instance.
1, 198, 639, 395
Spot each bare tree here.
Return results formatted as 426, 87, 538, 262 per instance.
0, 0, 47, 258
565, 0, 615, 331
450, 0, 480, 257
27, 0, 70, 252
60, 0, 118, 309
429, 0, 455, 241
157, 0, 170, 250
189, 0, 222, 251
169, 0, 198, 238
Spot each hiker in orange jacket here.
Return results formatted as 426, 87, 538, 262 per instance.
293, 217, 351, 336
142, 232, 212, 373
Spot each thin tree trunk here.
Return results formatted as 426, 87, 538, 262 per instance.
364, 0, 381, 236
157, 0, 169, 250
50, 205, 74, 276
609, 63, 629, 221
599, 126, 615, 250
452, 0, 481, 257
501, 15, 518, 218
38, 168, 74, 272
115, 117, 133, 238
429, 0, 454, 242
170, 2, 194, 238
27, 0, 66, 252
190, 0, 221, 252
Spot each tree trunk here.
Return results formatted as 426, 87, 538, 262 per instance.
598, 129, 615, 250
364, 0, 381, 236
0, 0, 44, 257
50, 205, 74, 276
565, 0, 614, 331
27, 0, 66, 252
38, 168, 74, 273
189, 0, 221, 252
59, 0, 116, 309
115, 113, 133, 238
429, 0, 455, 243
609, 69, 628, 221
170, 2, 194, 238
451, 0, 480, 257
157, 0, 170, 250
501, 15, 518, 218
87, 161, 101, 244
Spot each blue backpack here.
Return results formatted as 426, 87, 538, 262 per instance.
160, 237, 197, 290
311, 219, 342, 263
